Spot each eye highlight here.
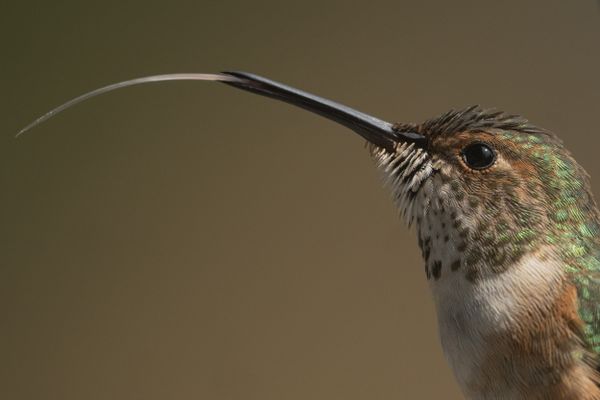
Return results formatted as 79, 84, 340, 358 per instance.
461, 142, 496, 170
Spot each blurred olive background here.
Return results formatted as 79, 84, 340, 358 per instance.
2, 1, 600, 399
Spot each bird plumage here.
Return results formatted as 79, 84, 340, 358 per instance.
375, 107, 600, 398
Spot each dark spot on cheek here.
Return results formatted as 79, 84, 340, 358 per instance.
432, 261, 442, 280
420, 236, 431, 261
465, 267, 480, 282
444, 235, 449, 242
465, 248, 482, 265
451, 260, 461, 271
457, 242, 467, 252
424, 237, 431, 248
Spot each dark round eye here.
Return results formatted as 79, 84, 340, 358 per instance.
461, 142, 496, 170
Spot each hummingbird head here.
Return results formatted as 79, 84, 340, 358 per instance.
217, 72, 599, 282
372, 106, 600, 282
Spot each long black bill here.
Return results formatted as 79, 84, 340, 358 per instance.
221, 72, 426, 151
17, 71, 427, 151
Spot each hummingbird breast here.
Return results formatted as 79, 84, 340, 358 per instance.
412, 174, 600, 398
431, 251, 600, 399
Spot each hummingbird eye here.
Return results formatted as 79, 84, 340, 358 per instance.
461, 142, 496, 170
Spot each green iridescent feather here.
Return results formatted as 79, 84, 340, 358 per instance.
530, 135, 600, 359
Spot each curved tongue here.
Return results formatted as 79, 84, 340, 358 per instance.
17, 71, 427, 151
222, 71, 426, 152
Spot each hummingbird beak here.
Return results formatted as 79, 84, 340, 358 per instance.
221, 72, 427, 152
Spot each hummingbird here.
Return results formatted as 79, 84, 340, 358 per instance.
19, 72, 600, 399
